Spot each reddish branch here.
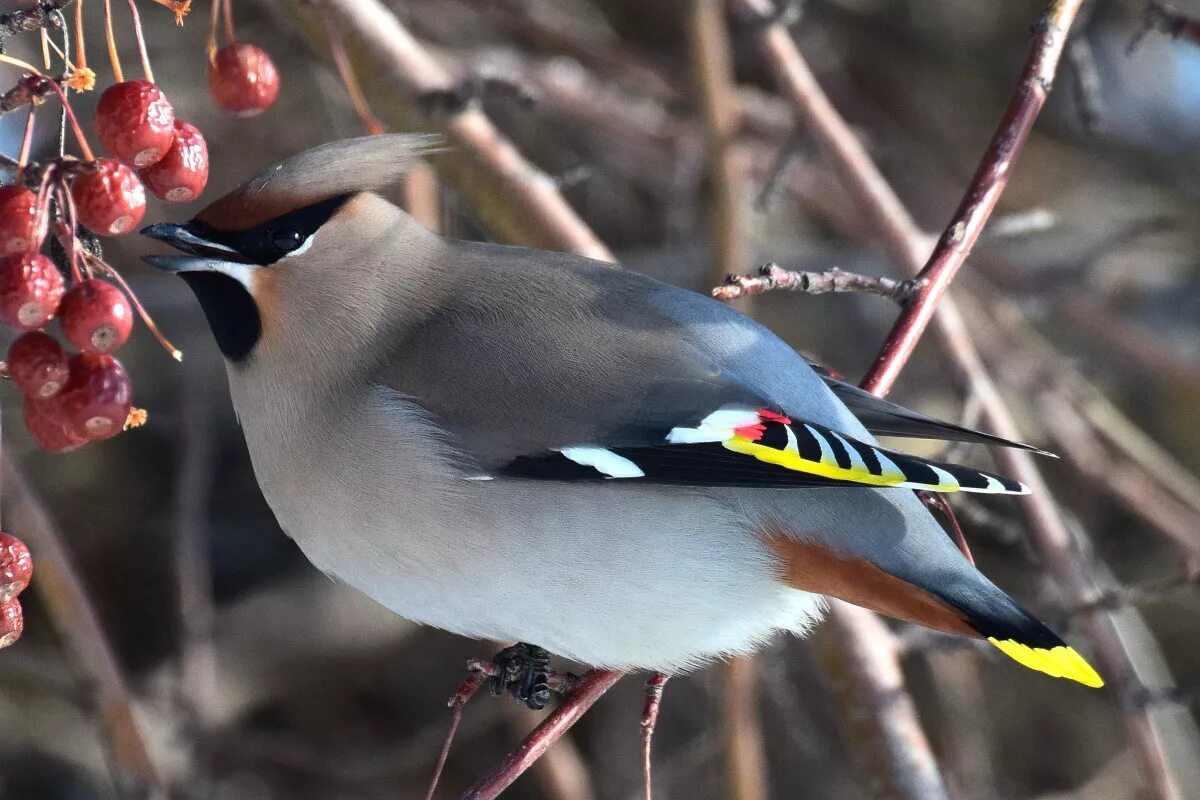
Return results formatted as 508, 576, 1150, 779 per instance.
860, 1, 1083, 395
1132, 2, 1200, 49
0, 74, 58, 116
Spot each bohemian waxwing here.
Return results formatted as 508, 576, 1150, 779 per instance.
142, 134, 1103, 700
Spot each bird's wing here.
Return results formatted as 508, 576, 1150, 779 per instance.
802, 358, 1053, 455
375, 242, 1028, 495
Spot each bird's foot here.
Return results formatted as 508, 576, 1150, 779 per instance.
470, 643, 578, 711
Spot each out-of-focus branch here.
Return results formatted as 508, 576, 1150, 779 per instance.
1131, 2, 1200, 50
1, 455, 167, 799
690, 0, 744, 286
714, 262, 921, 303
289, 0, 613, 261
722, 657, 768, 800
733, 2, 1186, 798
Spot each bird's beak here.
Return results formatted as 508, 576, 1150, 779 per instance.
140, 222, 250, 273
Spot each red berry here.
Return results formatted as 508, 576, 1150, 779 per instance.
24, 394, 89, 452
94, 79, 176, 168
0, 252, 64, 330
0, 185, 43, 254
208, 43, 279, 118
0, 532, 32, 603
0, 599, 21, 648
7, 331, 69, 397
59, 279, 133, 354
71, 159, 146, 236
55, 353, 132, 441
138, 120, 209, 202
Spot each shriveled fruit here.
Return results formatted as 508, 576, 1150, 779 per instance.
0, 185, 43, 254
208, 42, 279, 117
0, 599, 21, 648
55, 353, 133, 441
139, 120, 209, 202
94, 80, 176, 168
71, 159, 147, 236
24, 395, 89, 452
0, 532, 32, 603
0, 252, 65, 330
7, 331, 69, 398
60, 279, 133, 354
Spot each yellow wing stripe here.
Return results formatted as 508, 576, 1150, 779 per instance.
722, 435, 959, 490
988, 638, 1105, 688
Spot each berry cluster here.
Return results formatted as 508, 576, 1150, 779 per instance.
0, 532, 32, 650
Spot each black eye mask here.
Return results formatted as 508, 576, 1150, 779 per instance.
185, 193, 352, 266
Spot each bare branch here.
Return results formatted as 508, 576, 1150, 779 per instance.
1, 455, 168, 799
714, 262, 921, 303
287, 0, 613, 261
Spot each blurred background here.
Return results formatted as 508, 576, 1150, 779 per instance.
1, 0, 1199, 798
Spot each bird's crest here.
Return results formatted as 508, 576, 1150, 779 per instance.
196, 134, 443, 231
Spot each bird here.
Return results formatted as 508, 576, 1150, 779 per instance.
141, 134, 1102, 706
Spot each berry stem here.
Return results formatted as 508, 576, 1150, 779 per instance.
103, 0, 124, 83
221, 0, 235, 44
40, 29, 52, 70
85, 254, 183, 361
125, 0, 155, 84
0, 56, 95, 161
205, 0, 220, 63
16, 106, 35, 183
53, 182, 85, 284
75, 0, 88, 70
327, 26, 384, 135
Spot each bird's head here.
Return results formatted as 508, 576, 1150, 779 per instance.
142, 134, 442, 367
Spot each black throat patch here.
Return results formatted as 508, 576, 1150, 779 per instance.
180, 272, 261, 362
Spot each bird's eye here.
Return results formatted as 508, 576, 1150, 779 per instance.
271, 228, 305, 253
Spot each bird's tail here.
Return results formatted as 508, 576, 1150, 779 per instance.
928, 578, 1104, 688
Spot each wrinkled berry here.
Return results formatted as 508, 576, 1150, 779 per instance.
55, 353, 133, 441
71, 159, 147, 236
0, 599, 21, 648
60, 279, 133, 354
7, 331, 69, 397
0, 185, 43, 254
24, 395, 89, 452
208, 43, 279, 117
0, 252, 65, 330
139, 120, 209, 202
0, 532, 32, 603
94, 80, 176, 168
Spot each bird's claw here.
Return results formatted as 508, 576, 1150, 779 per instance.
487, 642, 554, 711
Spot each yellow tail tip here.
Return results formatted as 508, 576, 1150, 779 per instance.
987, 638, 1105, 688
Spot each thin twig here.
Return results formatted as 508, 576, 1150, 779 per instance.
723, 657, 768, 800
1130, 1, 1200, 51
714, 262, 921, 303
641, 673, 668, 800
1, 455, 168, 799
460, 669, 623, 800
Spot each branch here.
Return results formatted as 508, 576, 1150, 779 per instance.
733, 1, 1187, 798
288, 0, 612, 261
1, 455, 168, 799
460, 669, 623, 800
714, 262, 921, 303
1131, 2, 1200, 50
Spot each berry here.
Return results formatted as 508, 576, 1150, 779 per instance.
24, 394, 89, 452
139, 120, 209, 202
208, 43, 279, 117
94, 80, 176, 168
0, 532, 32, 603
0, 252, 65, 331
55, 353, 132, 441
0, 599, 21, 648
7, 331, 69, 398
0, 185, 43, 254
71, 159, 147, 236
60, 279, 133, 354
